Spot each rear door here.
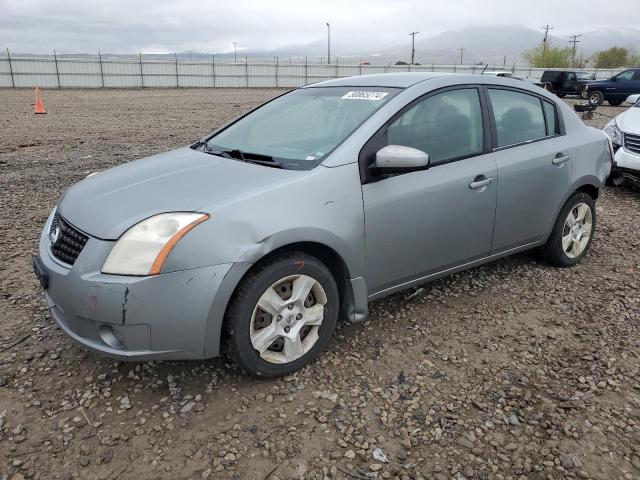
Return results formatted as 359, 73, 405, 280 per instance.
487, 88, 575, 252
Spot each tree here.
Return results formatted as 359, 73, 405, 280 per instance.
523, 42, 571, 68
595, 47, 631, 68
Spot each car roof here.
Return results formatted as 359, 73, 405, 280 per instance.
303, 72, 453, 89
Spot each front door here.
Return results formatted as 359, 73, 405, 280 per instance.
361, 87, 497, 295
610, 70, 640, 102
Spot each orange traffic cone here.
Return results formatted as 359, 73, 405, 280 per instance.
34, 86, 47, 114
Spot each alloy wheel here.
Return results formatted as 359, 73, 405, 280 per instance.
562, 202, 593, 259
250, 274, 327, 364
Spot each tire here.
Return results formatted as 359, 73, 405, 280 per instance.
224, 251, 339, 377
539, 192, 596, 267
608, 100, 623, 106
588, 90, 605, 106
557, 93, 566, 98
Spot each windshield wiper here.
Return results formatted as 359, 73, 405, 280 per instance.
243, 158, 284, 169
203, 145, 284, 169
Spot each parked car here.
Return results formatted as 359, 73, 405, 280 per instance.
585, 68, 640, 106
483, 71, 514, 77
540, 70, 594, 97
604, 94, 640, 186
34, 73, 612, 376
513, 76, 550, 90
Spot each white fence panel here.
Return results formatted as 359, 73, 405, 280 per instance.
0, 55, 628, 89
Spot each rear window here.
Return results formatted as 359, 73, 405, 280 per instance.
543, 101, 558, 135
488, 89, 547, 147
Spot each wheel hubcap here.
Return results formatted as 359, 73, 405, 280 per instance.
562, 203, 593, 259
250, 274, 327, 364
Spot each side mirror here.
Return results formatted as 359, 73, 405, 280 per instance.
625, 94, 640, 105
591, 74, 596, 80
372, 145, 430, 171
611, 76, 617, 82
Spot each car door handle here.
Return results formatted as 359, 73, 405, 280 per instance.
469, 176, 495, 189
552, 154, 570, 165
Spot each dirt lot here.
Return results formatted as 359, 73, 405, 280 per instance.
0, 88, 639, 480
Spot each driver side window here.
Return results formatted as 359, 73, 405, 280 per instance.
385, 88, 484, 165
616, 70, 635, 81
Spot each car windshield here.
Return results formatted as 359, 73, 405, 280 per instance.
204, 86, 399, 170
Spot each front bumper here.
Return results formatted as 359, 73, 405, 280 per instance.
612, 147, 640, 184
37, 210, 234, 360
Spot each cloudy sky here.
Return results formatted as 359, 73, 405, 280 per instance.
1, 0, 638, 54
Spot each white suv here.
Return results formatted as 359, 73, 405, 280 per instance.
604, 94, 640, 186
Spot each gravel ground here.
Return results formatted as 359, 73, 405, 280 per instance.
0, 89, 639, 480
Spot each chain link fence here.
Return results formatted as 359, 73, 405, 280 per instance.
0, 53, 625, 88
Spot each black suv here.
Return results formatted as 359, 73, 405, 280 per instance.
540, 70, 594, 97
584, 68, 640, 106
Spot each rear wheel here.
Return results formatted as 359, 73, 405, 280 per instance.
557, 93, 566, 98
224, 252, 339, 377
588, 90, 605, 106
608, 100, 623, 106
539, 192, 596, 267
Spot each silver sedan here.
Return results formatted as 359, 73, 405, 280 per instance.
34, 73, 612, 376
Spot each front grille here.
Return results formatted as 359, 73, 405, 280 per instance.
49, 212, 89, 265
625, 133, 640, 155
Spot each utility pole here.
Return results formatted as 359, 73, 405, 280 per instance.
233, 42, 237, 62
326, 23, 331, 64
409, 31, 419, 65
541, 25, 553, 65
457, 47, 465, 65
569, 34, 582, 67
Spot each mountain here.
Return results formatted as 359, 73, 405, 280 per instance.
388, 25, 640, 66
17, 25, 639, 67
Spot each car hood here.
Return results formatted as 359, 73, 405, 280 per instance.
58, 147, 300, 239
617, 107, 640, 135
587, 79, 611, 87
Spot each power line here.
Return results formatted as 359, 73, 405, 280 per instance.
569, 34, 582, 67
409, 32, 419, 65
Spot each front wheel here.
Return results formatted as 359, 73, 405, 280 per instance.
224, 252, 339, 377
539, 192, 596, 267
588, 90, 605, 106
556, 93, 566, 98
608, 100, 623, 107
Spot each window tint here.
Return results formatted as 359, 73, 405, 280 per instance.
386, 88, 484, 164
543, 101, 558, 135
488, 89, 546, 147
616, 70, 634, 81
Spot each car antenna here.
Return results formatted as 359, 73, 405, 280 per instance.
481, 64, 488, 75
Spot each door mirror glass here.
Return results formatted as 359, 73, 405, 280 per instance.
373, 145, 430, 170
625, 94, 640, 105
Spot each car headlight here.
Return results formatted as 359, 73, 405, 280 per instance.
102, 212, 209, 276
604, 119, 623, 146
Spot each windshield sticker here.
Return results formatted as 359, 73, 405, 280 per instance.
341, 91, 389, 101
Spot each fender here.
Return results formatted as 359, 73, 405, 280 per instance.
201, 227, 368, 358
543, 175, 603, 242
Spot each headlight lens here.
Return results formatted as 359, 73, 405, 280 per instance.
604, 120, 623, 146
102, 212, 209, 276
